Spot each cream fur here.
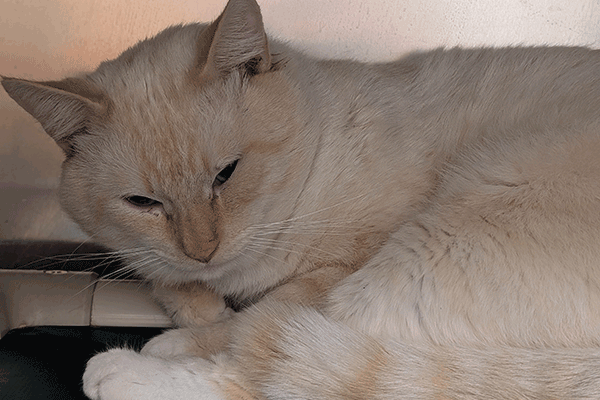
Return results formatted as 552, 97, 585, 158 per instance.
4, 0, 600, 398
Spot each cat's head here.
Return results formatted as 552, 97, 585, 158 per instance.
2, 0, 317, 287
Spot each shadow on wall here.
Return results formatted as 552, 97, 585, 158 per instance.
0, 183, 87, 241
0, 101, 83, 241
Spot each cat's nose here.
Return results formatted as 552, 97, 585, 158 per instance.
183, 240, 219, 263
174, 209, 219, 263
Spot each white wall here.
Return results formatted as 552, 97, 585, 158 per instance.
1, 0, 599, 239
265, 0, 600, 60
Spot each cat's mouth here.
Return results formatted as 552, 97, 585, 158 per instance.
169, 257, 231, 282
120, 250, 230, 284
123, 230, 281, 284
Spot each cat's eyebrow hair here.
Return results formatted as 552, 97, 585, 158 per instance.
142, 173, 155, 194
201, 154, 211, 173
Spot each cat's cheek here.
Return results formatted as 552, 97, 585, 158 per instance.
122, 203, 169, 230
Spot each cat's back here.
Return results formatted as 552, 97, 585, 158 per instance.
312, 46, 600, 159
395, 46, 600, 124
388, 46, 600, 161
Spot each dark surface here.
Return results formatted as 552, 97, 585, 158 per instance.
0, 326, 163, 400
0, 241, 159, 399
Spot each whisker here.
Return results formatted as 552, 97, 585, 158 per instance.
240, 250, 259, 264
52, 235, 98, 271
252, 227, 354, 237
246, 242, 299, 258
249, 237, 337, 259
144, 259, 173, 282
67, 251, 156, 300
14, 248, 151, 272
245, 246, 294, 267
252, 221, 382, 239
66, 257, 145, 301
252, 219, 351, 232
24, 248, 152, 305
247, 217, 360, 238
250, 193, 369, 229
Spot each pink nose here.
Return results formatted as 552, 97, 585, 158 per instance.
182, 238, 219, 263
174, 207, 219, 264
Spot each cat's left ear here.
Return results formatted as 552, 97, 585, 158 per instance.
202, 0, 272, 78
1, 77, 107, 156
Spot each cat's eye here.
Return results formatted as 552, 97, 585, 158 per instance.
125, 195, 160, 208
213, 160, 238, 187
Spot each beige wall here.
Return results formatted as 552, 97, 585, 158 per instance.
1, 0, 599, 240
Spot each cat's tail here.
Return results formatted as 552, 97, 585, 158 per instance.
221, 302, 600, 400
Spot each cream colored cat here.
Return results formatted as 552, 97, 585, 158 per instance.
4, 0, 600, 398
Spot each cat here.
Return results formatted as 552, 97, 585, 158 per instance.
4, 0, 600, 397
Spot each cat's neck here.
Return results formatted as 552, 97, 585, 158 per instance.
207, 48, 445, 298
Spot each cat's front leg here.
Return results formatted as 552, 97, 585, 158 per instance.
141, 318, 234, 359
142, 281, 236, 360
83, 348, 226, 400
152, 281, 232, 328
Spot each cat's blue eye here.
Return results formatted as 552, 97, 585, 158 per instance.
125, 195, 160, 208
213, 159, 238, 187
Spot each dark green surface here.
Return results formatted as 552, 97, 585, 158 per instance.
0, 326, 163, 400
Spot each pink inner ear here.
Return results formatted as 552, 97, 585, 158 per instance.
244, 11, 259, 32
201, 0, 271, 78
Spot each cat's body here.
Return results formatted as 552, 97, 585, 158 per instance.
4, 0, 600, 398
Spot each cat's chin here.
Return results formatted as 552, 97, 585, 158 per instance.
128, 255, 232, 285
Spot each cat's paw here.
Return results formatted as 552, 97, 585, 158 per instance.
141, 328, 195, 358
142, 319, 235, 359
83, 348, 224, 400
152, 282, 232, 328
83, 349, 145, 400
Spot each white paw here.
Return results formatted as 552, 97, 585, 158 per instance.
83, 348, 146, 400
141, 329, 193, 358
83, 348, 225, 400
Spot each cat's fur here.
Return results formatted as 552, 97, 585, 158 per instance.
4, 0, 600, 398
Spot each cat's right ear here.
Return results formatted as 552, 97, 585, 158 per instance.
199, 0, 272, 79
1, 77, 107, 156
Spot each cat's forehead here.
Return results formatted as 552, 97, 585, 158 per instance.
84, 24, 247, 169
87, 97, 242, 200
103, 80, 243, 176
86, 78, 246, 198
90, 24, 205, 91
87, 23, 232, 123
75, 22, 286, 193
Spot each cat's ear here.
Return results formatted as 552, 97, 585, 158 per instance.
1, 77, 107, 156
202, 0, 272, 78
